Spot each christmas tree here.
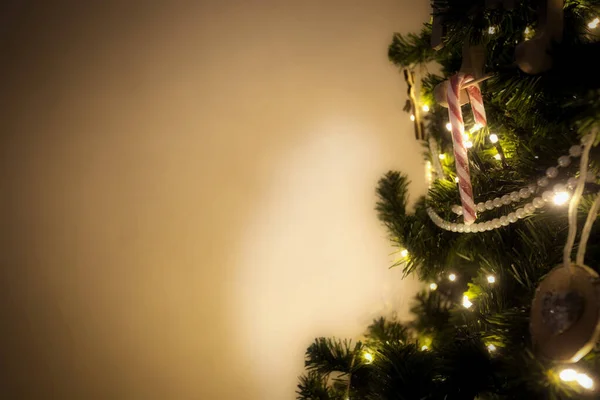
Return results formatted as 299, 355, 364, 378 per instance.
297, 1, 600, 399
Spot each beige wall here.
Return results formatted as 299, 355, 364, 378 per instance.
0, 1, 429, 399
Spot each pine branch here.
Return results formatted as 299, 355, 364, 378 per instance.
304, 338, 361, 375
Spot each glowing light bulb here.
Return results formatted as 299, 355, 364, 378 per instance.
429, 283, 438, 291
559, 369, 578, 382
439, 153, 446, 160
363, 352, 374, 363
462, 295, 473, 309
553, 191, 570, 205
588, 17, 600, 29
487, 275, 496, 284
446, 122, 452, 131
449, 273, 457, 282
462, 133, 469, 141
524, 27, 531, 35
422, 104, 430, 112
465, 140, 473, 149
489, 133, 499, 143
454, 177, 459, 183
577, 373, 594, 389
400, 249, 409, 258
494, 154, 502, 161
488, 26, 497, 34
487, 344, 497, 352
421, 345, 429, 351
410, 114, 416, 121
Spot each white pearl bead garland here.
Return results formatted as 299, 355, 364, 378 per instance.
450, 144, 583, 216
428, 142, 587, 233
427, 185, 574, 233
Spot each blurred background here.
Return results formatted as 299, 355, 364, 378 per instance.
0, 1, 429, 398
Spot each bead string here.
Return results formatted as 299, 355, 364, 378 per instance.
450, 144, 584, 216
427, 185, 574, 233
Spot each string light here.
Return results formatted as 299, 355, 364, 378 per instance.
400, 249, 409, 257
439, 153, 446, 160
363, 352, 374, 363
487, 26, 497, 34
446, 122, 452, 131
462, 133, 470, 141
524, 27, 531, 35
494, 154, 502, 161
588, 17, 600, 29
454, 177, 459, 183
421, 345, 429, 351
448, 273, 457, 281
422, 104, 430, 112
559, 368, 595, 390
410, 114, 416, 121
559, 369, 578, 382
489, 133, 499, 143
465, 140, 473, 149
577, 373, 594, 389
462, 295, 473, 309
487, 275, 496, 284
429, 283, 438, 290
487, 344, 497, 352
553, 191, 570, 205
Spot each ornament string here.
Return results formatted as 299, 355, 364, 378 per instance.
576, 192, 600, 265
563, 132, 596, 271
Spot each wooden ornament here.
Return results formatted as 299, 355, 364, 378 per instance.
434, 43, 486, 108
515, 0, 564, 74
404, 69, 425, 140
530, 264, 600, 362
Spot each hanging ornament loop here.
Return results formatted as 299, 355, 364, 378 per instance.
563, 132, 596, 270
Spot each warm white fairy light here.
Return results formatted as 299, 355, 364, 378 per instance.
559, 368, 595, 390
553, 191, 570, 205
559, 369, 578, 382
454, 177, 459, 183
429, 283, 438, 291
588, 17, 600, 29
439, 153, 446, 160
462, 295, 473, 309
421, 345, 429, 351
577, 373, 594, 389
487, 344, 497, 352
422, 104, 430, 112
400, 249, 409, 258
410, 114, 416, 121
487, 275, 496, 284
489, 133, 499, 143
488, 26, 497, 34
462, 133, 469, 141
465, 140, 473, 149
446, 122, 452, 131
524, 27, 531, 35
448, 273, 457, 282
363, 352, 374, 363
494, 154, 501, 160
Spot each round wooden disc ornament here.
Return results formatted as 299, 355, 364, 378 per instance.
530, 264, 600, 362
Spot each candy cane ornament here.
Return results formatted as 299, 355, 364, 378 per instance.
447, 73, 487, 225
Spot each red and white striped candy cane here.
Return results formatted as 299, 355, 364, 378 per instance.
447, 73, 487, 225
